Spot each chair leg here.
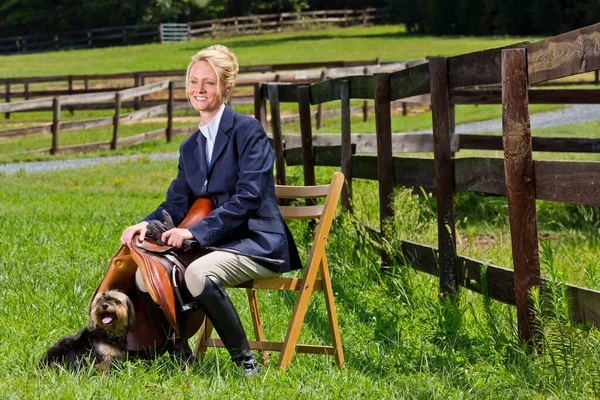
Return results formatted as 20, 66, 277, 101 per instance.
193, 316, 213, 359
320, 256, 345, 369
278, 255, 321, 369
246, 288, 269, 363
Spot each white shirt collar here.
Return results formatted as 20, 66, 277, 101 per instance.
198, 104, 225, 166
198, 104, 225, 140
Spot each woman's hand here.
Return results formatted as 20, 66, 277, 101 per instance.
161, 228, 194, 248
120, 221, 149, 245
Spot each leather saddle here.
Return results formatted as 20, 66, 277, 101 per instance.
90, 198, 214, 352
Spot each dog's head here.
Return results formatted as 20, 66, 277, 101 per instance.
88, 290, 135, 338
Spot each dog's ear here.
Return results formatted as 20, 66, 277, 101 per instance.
125, 295, 136, 331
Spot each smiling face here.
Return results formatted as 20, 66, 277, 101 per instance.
187, 60, 228, 123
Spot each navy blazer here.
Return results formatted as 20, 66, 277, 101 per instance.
144, 105, 301, 273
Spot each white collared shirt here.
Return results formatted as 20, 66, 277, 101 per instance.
198, 104, 226, 167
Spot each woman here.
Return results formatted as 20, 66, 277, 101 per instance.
120, 44, 301, 376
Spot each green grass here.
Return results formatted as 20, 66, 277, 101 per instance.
0, 26, 542, 78
1, 163, 599, 398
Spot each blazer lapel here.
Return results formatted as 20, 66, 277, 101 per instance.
207, 105, 233, 175
195, 131, 208, 178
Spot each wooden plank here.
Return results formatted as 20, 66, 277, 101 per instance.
204, 338, 335, 355
167, 81, 173, 142
430, 57, 457, 294
276, 84, 301, 103
447, 41, 528, 88
111, 93, 122, 150
117, 128, 166, 147
374, 73, 394, 265
0, 124, 51, 138
527, 23, 600, 84
347, 75, 374, 100
568, 285, 600, 328
60, 91, 117, 106
284, 145, 345, 167
281, 133, 453, 153
451, 88, 600, 105
340, 80, 353, 213
349, 155, 377, 180
51, 98, 60, 155
275, 185, 329, 198
393, 157, 435, 190
535, 160, 600, 207
390, 62, 430, 101
119, 79, 170, 100
254, 82, 267, 130
310, 78, 342, 104
502, 48, 540, 344
60, 116, 113, 131
367, 227, 600, 328
0, 97, 53, 113
4, 82, 10, 119
458, 134, 600, 154
298, 85, 316, 189
454, 158, 506, 195
268, 84, 286, 185
54, 141, 112, 154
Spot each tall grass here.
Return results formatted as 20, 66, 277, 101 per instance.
1, 162, 600, 397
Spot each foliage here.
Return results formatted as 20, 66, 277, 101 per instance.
386, 0, 600, 35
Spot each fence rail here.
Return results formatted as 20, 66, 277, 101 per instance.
0, 8, 382, 55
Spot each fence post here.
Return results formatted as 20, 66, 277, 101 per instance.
502, 48, 540, 345
167, 81, 174, 143
268, 84, 286, 185
111, 92, 122, 150
211, 23, 216, 39
51, 98, 61, 155
253, 83, 267, 130
374, 72, 393, 266
298, 85, 316, 190
429, 57, 457, 295
363, 66, 369, 121
67, 76, 74, 115
595, 70, 599, 85
24, 82, 30, 100
87, 31, 92, 47
340, 80, 353, 213
316, 70, 327, 130
4, 83, 10, 119
134, 73, 141, 110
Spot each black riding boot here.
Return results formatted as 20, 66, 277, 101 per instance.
194, 275, 260, 377
136, 286, 193, 365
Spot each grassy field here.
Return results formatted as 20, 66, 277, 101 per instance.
1, 25, 600, 398
0, 26, 542, 78
1, 163, 599, 398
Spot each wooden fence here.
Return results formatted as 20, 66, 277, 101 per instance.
252, 23, 600, 345
189, 8, 381, 39
0, 8, 382, 55
0, 80, 194, 155
0, 59, 388, 116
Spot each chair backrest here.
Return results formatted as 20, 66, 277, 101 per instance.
275, 171, 345, 266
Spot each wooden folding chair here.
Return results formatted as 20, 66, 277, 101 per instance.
194, 171, 345, 369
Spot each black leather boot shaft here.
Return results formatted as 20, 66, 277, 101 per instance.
196, 276, 253, 363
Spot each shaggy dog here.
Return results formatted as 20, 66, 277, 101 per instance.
39, 290, 135, 372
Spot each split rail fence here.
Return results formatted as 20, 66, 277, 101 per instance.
0, 8, 381, 55
0, 59, 429, 155
252, 23, 600, 344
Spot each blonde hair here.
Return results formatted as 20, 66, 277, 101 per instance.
185, 44, 239, 103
